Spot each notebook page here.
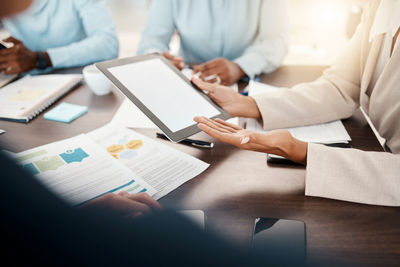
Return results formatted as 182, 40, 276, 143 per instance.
0, 74, 81, 120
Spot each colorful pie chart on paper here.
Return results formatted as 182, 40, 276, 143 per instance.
125, 140, 143, 150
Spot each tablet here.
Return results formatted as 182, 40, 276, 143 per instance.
96, 54, 231, 142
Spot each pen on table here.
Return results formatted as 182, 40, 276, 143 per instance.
156, 133, 214, 148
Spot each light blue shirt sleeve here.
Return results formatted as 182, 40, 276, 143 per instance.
137, 0, 176, 55
234, 0, 290, 79
137, 0, 289, 78
47, 0, 119, 68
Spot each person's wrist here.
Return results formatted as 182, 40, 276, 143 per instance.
27, 51, 38, 70
238, 96, 261, 118
36, 51, 52, 69
43, 51, 52, 67
233, 62, 246, 81
281, 135, 308, 165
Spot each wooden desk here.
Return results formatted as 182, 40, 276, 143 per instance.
1, 66, 398, 266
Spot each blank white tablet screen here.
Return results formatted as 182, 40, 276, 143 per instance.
108, 58, 220, 132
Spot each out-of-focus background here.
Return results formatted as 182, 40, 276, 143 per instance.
108, 0, 368, 65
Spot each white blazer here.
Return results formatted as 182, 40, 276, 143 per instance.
253, 0, 400, 206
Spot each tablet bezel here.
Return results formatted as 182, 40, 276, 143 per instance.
96, 54, 231, 143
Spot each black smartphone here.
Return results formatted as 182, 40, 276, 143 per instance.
252, 217, 306, 266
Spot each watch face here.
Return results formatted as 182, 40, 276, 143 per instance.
36, 52, 48, 69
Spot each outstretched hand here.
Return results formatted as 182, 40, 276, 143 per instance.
193, 116, 308, 165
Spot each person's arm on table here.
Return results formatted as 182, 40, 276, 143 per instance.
194, 114, 400, 206
192, 0, 289, 85
0, 36, 52, 74
250, 5, 369, 130
194, 116, 308, 165
191, 5, 400, 207
192, 0, 366, 130
190, 79, 307, 164
46, 0, 119, 68
136, 0, 184, 69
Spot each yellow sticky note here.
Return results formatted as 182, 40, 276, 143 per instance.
12, 89, 46, 102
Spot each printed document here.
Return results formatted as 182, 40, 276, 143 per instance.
246, 118, 351, 144
88, 124, 210, 199
11, 135, 155, 205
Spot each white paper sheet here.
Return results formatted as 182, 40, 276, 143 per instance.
248, 80, 280, 96
111, 98, 158, 129
88, 124, 210, 200
12, 135, 156, 205
246, 81, 351, 144
246, 118, 351, 144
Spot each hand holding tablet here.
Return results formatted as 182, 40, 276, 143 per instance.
96, 54, 231, 142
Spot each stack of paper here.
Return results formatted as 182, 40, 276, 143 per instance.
10, 135, 155, 205
8, 125, 209, 204
246, 118, 351, 145
245, 81, 351, 145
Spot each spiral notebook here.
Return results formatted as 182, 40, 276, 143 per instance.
0, 74, 82, 123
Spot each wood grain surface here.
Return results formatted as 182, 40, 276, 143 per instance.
1, 65, 397, 266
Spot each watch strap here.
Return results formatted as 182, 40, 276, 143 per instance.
36, 52, 49, 70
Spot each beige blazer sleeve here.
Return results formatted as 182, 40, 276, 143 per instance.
252, 4, 372, 130
306, 144, 400, 206
253, 1, 400, 206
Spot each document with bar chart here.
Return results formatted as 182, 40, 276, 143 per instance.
11, 134, 156, 205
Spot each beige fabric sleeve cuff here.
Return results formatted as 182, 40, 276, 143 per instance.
305, 143, 400, 206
